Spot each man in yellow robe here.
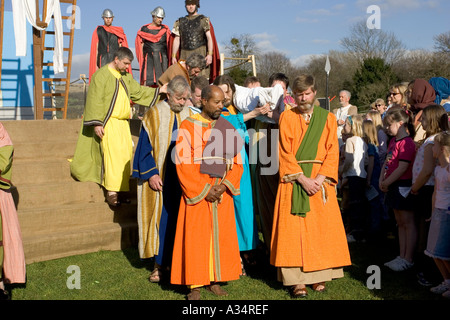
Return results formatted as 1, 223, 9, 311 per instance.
171, 86, 243, 300
71, 47, 162, 206
270, 75, 351, 298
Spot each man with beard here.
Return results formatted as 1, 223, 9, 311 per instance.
71, 47, 161, 207
169, 0, 220, 82
135, 7, 171, 87
132, 75, 192, 283
171, 86, 243, 300
213, 75, 263, 273
270, 75, 351, 298
89, 9, 131, 82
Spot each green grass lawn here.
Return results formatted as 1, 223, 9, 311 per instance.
7, 236, 446, 302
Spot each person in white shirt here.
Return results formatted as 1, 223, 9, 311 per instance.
339, 115, 368, 242
333, 90, 358, 146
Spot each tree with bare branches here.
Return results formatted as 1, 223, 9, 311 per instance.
434, 31, 450, 53
340, 20, 406, 64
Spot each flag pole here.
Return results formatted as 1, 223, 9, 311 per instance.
325, 55, 331, 111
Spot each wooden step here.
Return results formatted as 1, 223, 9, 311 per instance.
22, 222, 138, 264
2, 119, 82, 143
14, 179, 137, 209
18, 201, 137, 237
13, 181, 105, 209
12, 140, 77, 160
1, 119, 144, 264
12, 158, 73, 185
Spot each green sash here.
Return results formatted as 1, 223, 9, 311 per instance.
291, 107, 328, 217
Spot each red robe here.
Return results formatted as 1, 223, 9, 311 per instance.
89, 25, 132, 82
135, 24, 171, 86
168, 20, 220, 83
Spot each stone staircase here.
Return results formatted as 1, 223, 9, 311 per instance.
2, 119, 142, 264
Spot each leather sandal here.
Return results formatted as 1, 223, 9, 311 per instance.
149, 267, 162, 283
290, 284, 308, 298
240, 257, 247, 276
312, 282, 326, 292
206, 283, 228, 296
106, 192, 120, 207
187, 288, 201, 300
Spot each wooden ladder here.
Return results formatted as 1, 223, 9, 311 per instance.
33, 0, 77, 119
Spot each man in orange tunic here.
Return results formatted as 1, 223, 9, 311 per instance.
171, 86, 243, 300
270, 75, 351, 298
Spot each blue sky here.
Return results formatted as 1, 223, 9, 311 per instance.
5, 0, 450, 79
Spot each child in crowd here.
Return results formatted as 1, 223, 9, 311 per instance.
339, 115, 368, 242
411, 104, 449, 286
362, 119, 388, 241
366, 110, 389, 165
425, 131, 450, 299
380, 108, 417, 272
338, 130, 352, 231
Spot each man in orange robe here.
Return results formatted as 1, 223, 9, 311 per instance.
270, 75, 351, 298
171, 86, 243, 300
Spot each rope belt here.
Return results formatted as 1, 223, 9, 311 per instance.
282, 159, 334, 204
194, 156, 235, 204
193, 156, 234, 173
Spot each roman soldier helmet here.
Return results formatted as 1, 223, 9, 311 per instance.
185, 0, 200, 8
101, 9, 114, 18
151, 6, 165, 18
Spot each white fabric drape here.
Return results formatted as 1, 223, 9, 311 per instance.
12, 0, 64, 74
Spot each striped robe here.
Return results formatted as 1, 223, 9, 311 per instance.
132, 101, 191, 262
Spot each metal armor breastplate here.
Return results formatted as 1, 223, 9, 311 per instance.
179, 15, 206, 51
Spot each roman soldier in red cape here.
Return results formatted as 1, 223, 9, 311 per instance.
89, 9, 132, 82
168, 0, 220, 83
135, 7, 171, 87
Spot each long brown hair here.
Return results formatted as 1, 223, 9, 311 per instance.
420, 104, 449, 141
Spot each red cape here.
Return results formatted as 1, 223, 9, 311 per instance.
89, 25, 132, 82
168, 19, 220, 83
135, 24, 171, 86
